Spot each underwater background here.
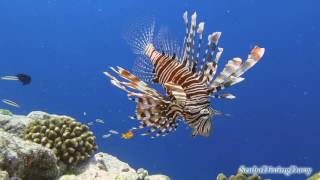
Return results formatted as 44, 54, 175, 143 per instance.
0, 0, 319, 180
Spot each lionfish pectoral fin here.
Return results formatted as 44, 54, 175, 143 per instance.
207, 46, 265, 94
164, 82, 187, 106
104, 66, 165, 101
208, 76, 245, 94
210, 57, 242, 87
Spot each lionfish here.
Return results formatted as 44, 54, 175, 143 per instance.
104, 11, 265, 138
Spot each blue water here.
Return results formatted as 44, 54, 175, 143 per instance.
0, 0, 319, 180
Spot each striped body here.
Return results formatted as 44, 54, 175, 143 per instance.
145, 44, 212, 135
104, 11, 265, 138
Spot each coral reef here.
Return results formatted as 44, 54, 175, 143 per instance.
22, 112, 98, 168
216, 171, 264, 180
0, 111, 170, 180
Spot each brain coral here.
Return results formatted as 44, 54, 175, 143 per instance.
22, 115, 98, 167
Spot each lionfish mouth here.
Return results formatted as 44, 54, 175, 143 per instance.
104, 11, 265, 138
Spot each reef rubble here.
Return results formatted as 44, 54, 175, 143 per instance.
0, 110, 170, 180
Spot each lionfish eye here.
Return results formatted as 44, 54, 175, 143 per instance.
200, 109, 209, 114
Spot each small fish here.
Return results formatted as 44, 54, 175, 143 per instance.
87, 122, 94, 126
1, 74, 32, 85
102, 134, 112, 138
109, 129, 119, 135
95, 118, 104, 124
122, 131, 134, 139
224, 113, 232, 117
1, 76, 19, 81
2, 99, 20, 108
16, 74, 32, 85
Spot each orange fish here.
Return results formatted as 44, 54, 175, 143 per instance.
121, 131, 134, 139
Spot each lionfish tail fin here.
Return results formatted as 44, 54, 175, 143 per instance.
208, 46, 265, 93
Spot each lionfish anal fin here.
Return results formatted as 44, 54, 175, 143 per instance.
133, 95, 182, 138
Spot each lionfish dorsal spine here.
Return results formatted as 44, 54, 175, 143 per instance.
189, 12, 197, 68
209, 47, 224, 80
182, 12, 197, 70
198, 32, 221, 75
181, 11, 189, 58
192, 22, 205, 73
207, 32, 221, 64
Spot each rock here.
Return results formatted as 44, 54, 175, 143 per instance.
64, 152, 137, 180
27, 111, 53, 120
95, 153, 137, 177
58, 175, 77, 180
0, 114, 34, 136
0, 109, 13, 116
0, 171, 9, 180
147, 175, 171, 180
0, 130, 59, 180
137, 168, 148, 179
59, 152, 171, 180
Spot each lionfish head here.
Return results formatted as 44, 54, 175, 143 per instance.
185, 106, 214, 137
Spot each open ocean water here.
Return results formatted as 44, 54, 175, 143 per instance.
0, 0, 319, 180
